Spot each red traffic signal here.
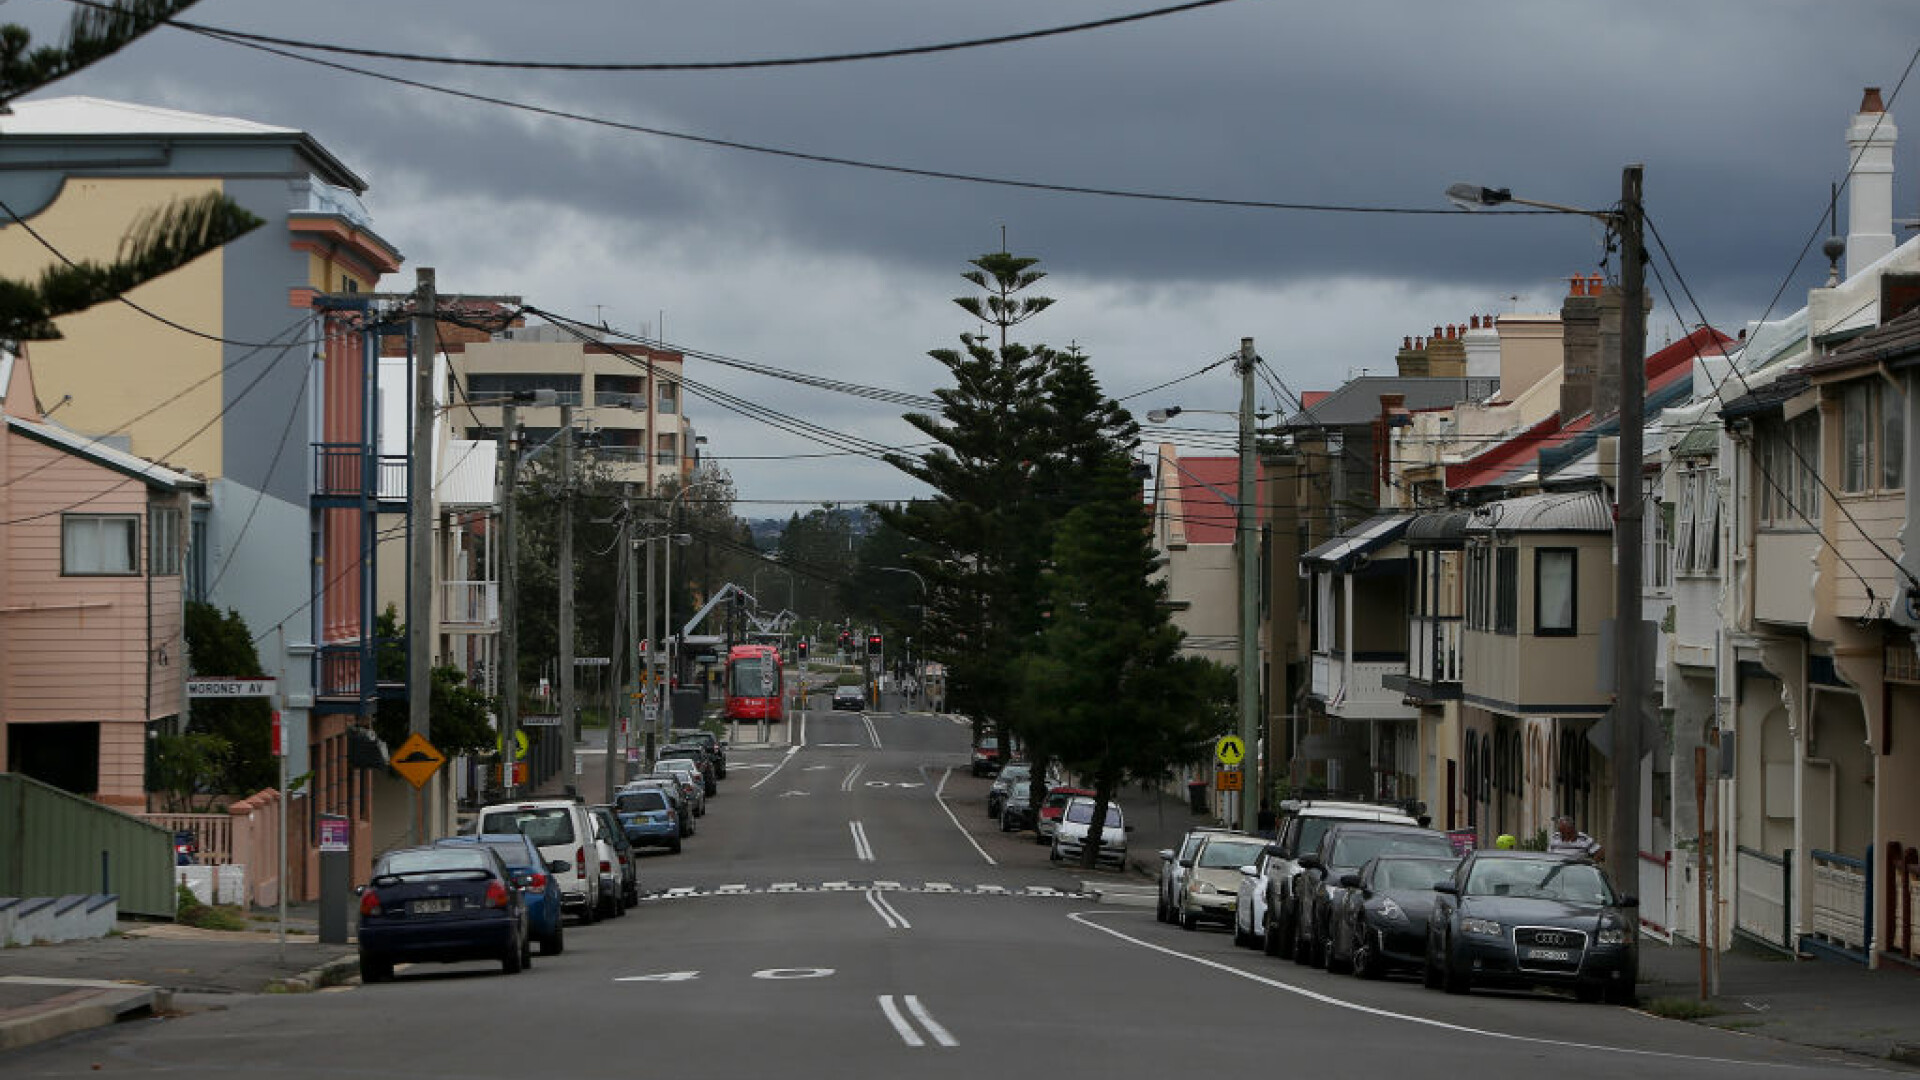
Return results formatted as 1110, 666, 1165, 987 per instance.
866, 634, 883, 656
796, 640, 809, 660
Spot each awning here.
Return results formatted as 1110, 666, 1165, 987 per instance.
1405, 510, 1471, 545
1301, 513, 1412, 569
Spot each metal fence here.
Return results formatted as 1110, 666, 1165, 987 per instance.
1734, 845, 1793, 953
1, 773, 176, 918
1807, 847, 1871, 960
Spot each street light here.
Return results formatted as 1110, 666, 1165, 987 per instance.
1144, 337, 1261, 834
1448, 167, 1646, 895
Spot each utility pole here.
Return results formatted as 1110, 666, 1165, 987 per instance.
407, 267, 436, 843
557, 403, 576, 793
645, 528, 659, 766
609, 484, 634, 801
500, 402, 521, 799
1608, 164, 1648, 894
1236, 336, 1260, 834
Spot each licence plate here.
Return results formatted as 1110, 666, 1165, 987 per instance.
410, 898, 453, 914
1526, 948, 1572, 963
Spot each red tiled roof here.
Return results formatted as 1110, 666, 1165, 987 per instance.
1300, 390, 1332, 408
1445, 413, 1565, 491
1167, 455, 1269, 545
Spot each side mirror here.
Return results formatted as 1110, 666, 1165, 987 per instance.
1178, 858, 1195, 869
1433, 882, 1458, 896
548, 860, 572, 874
1158, 849, 1175, 861
1240, 865, 1259, 877
1339, 873, 1362, 889
1265, 844, 1286, 858
1616, 894, 1640, 908
1298, 854, 1323, 871
353, 884, 366, 896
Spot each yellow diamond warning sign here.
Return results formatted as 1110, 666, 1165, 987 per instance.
391, 733, 447, 789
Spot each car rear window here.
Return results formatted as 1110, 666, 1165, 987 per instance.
616, 791, 669, 813
1329, 830, 1453, 870
1199, 839, 1266, 869
481, 807, 576, 847
380, 848, 490, 878
1064, 801, 1122, 826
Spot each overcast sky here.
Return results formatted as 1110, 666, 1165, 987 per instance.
28, 0, 1920, 511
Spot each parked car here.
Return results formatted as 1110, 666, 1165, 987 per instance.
1326, 854, 1458, 978
622, 778, 693, 837
1050, 796, 1131, 869
1175, 833, 1269, 931
1157, 826, 1232, 924
1258, 799, 1419, 959
477, 798, 604, 924
435, 833, 565, 956
1291, 821, 1456, 970
1000, 782, 1036, 832
1233, 841, 1290, 948
988, 763, 1032, 819
832, 684, 866, 711
651, 761, 707, 817
670, 728, 727, 778
1035, 786, 1095, 845
1424, 850, 1638, 1004
613, 785, 683, 853
588, 805, 640, 913
356, 844, 529, 982
971, 736, 1004, 777
662, 744, 718, 795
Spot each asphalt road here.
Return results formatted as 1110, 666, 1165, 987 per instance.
6, 698, 1892, 1078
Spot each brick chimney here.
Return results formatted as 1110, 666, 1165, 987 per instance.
1424, 323, 1467, 377
1395, 333, 1429, 377
1847, 86, 1898, 278
1463, 313, 1500, 379
1560, 276, 1599, 419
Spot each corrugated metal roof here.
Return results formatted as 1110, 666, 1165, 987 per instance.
0, 96, 297, 136
1671, 423, 1718, 458
1301, 514, 1411, 567
5, 416, 200, 491
1719, 371, 1809, 420
436, 439, 498, 508
1464, 490, 1612, 534
1806, 305, 1920, 373
1406, 510, 1471, 544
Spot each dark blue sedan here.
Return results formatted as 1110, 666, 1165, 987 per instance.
438, 834, 566, 955
614, 787, 683, 854
1328, 854, 1459, 978
357, 845, 529, 983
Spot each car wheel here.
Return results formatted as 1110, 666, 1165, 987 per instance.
1263, 914, 1287, 957
1322, 930, 1345, 973
670, 836, 683, 854
1574, 982, 1603, 1004
540, 926, 565, 956
1179, 904, 1199, 931
1422, 951, 1443, 990
684, 818, 695, 837
1156, 895, 1169, 923
1440, 942, 1470, 996
1603, 981, 1636, 1006
1292, 917, 1315, 966
358, 953, 392, 984
521, 931, 534, 969
1352, 931, 1380, 980
1049, 844, 1062, 863
501, 932, 524, 975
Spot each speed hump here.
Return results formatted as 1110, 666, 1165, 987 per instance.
1215, 735, 1246, 766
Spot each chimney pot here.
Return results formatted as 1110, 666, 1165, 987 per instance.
1470, 314, 1480, 330
1569, 275, 1584, 297
1861, 86, 1886, 113
1403, 336, 1412, 350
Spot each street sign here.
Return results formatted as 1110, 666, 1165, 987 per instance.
1215, 735, 1246, 766
574, 657, 611, 666
522, 714, 562, 727
1215, 769, 1244, 792
186, 678, 277, 698
642, 703, 659, 722
390, 733, 447, 790
497, 729, 530, 760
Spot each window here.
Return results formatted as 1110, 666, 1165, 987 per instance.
186, 509, 209, 602
63, 514, 140, 575
1535, 548, 1577, 635
465, 373, 582, 405
150, 506, 183, 576
1644, 491, 1671, 591
1494, 546, 1518, 635
1673, 464, 1720, 576
1839, 380, 1904, 494
1465, 543, 1490, 630
1758, 414, 1820, 526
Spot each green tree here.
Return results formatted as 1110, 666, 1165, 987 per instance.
1019, 451, 1236, 867
372, 605, 498, 757
0, 1, 262, 345
182, 602, 276, 795
146, 732, 232, 812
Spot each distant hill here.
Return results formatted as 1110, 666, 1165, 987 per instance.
745, 518, 785, 550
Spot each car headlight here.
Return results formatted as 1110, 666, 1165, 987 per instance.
1193, 882, 1217, 895
1460, 917, 1503, 937
1597, 927, 1632, 946
1377, 898, 1407, 923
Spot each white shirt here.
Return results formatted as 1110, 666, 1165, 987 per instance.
1547, 830, 1601, 858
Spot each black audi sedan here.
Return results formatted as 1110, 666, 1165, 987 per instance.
1327, 854, 1459, 978
1423, 850, 1637, 1004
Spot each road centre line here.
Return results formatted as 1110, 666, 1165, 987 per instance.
877, 995, 957, 1048
841, 762, 867, 791
932, 767, 997, 866
863, 713, 882, 749
750, 744, 802, 791
1066, 912, 1830, 1072
850, 820, 875, 861
865, 887, 910, 930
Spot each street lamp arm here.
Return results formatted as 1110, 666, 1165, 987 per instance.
878, 566, 928, 593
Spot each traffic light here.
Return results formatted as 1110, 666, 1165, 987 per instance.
867, 633, 883, 657
796, 640, 809, 661
839, 630, 853, 653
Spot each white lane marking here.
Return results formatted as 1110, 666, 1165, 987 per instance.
850, 820, 875, 861
841, 761, 867, 792
615, 971, 700, 982
750, 744, 802, 791
878, 995, 923, 1047
798, 711, 807, 747
817, 742, 862, 748
932, 767, 997, 866
865, 888, 910, 930
753, 968, 834, 980
903, 996, 958, 1047
863, 713, 883, 749
1067, 912, 1825, 1072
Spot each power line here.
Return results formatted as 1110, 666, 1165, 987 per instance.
157, 0, 1245, 72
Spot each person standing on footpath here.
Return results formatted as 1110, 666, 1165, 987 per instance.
1546, 815, 1603, 860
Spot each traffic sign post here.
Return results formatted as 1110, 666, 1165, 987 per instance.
390, 733, 447, 790
1215, 735, 1246, 766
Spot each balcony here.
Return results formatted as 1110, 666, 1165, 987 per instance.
1386, 616, 1462, 700
441, 580, 500, 631
1311, 650, 1418, 720
313, 444, 409, 509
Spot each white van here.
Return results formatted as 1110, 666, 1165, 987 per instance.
478, 799, 604, 923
